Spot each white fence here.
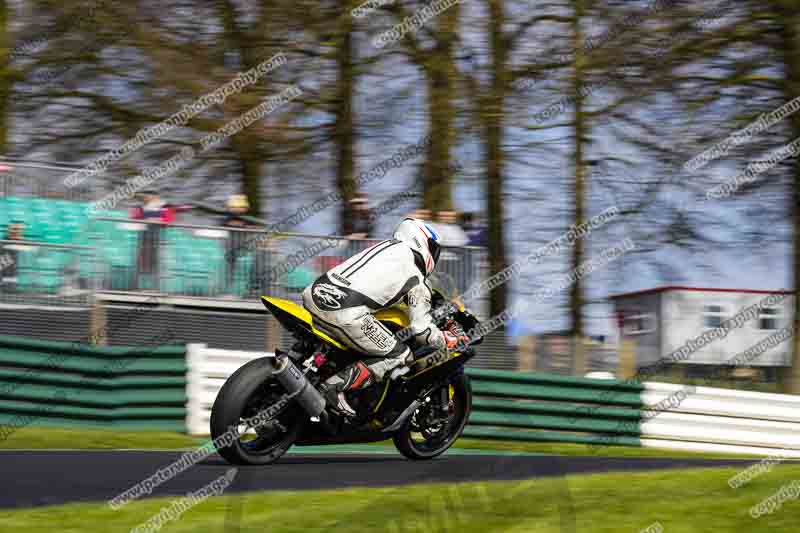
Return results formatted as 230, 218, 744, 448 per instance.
186, 344, 270, 435
640, 381, 800, 458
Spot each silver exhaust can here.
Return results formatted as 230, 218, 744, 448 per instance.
271, 355, 326, 417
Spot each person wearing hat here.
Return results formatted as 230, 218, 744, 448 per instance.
222, 194, 252, 294
222, 194, 251, 228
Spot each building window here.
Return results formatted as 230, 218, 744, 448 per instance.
623, 314, 655, 335
703, 305, 728, 328
759, 307, 781, 330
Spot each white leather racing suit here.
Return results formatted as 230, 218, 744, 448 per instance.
301, 238, 447, 362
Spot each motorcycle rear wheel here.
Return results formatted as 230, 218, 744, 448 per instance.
210, 357, 305, 465
393, 373, 472, 460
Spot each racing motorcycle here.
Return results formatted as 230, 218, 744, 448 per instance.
210, 274, 483, 465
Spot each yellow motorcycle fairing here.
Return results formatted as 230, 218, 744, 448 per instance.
374, 306, 411, 328
260, 296, 348, 350
261, 296, 467, 383
260, 297, 412, 350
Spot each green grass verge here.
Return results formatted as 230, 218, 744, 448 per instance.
0, 427, 205, 450
451, 438, 765, 460
649, 375, 784, 394
0, 427, 769, 459
2, 465, 798, 532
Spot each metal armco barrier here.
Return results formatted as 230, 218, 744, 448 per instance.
463, 368, 645, 446
0, 334, 187, 432
8, 340, 800, 459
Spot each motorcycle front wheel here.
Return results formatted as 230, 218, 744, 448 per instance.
210, 357, 305, 465
393, 373, 472, 460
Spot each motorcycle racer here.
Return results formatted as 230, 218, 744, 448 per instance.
301, 217, 469, 417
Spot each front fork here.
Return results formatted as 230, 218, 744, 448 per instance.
429, 368, 463, 418
438, 386, 450, 416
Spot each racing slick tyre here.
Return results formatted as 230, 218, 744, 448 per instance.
210, 356, 305, 465
393, 373, 472, 460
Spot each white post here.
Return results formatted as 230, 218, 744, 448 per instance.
186, 343, 208, 435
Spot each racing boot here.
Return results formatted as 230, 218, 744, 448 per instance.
321, 350, 413, 417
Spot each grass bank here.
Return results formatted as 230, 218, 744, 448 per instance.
0, 427, 766, 459
2, 465, 798, 532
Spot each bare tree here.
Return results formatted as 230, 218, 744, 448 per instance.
775, 0, 800, 392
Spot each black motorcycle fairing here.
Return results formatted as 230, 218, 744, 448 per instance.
293, 346, 475, 446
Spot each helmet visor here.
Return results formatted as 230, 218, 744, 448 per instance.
422, 223, 441, 271
429, 239, 441, 267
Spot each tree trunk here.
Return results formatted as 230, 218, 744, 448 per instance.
218, 0, 270, 218
235, 139, 263, 217
486, 0, 509, 318
334, 1, 357, 234
422, 5, 460, 211
569, 0, 587, 338
0, 0, 10, 155
778, 0, 800, 393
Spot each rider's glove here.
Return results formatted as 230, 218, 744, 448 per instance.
443, 320, 470, 350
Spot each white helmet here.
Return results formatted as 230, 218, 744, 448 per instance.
393, 218, 441, 276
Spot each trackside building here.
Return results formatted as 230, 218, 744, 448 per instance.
610, 286, 794, 367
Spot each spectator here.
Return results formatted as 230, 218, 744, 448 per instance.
131, 191, 170, 290
5, 221, 25, 241
459, 212, 487, 294
130, 191, 193, 222
434, 209, 469, 247
222, 194, 252, 293
428, 210, 467, 293
348, 194, 374, 239
462, 212, 488, 247
415, 208, 432, 222
1, 221, 29, 292
130, 190, 177, 223
405, 208, 432, 222
344, 194, 374, 258
222, 194, 251, 228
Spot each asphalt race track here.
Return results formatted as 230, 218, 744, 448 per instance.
0, 448, 762, 510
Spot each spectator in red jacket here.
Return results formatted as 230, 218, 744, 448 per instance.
130, 191, 178, 223
131, 191, 172, 290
